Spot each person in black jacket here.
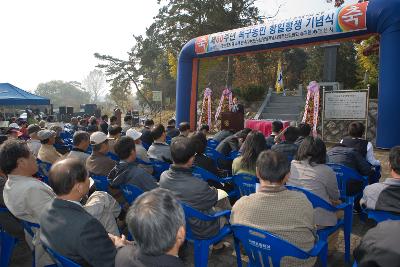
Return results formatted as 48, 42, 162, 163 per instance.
166, 119, 180, 138
159, 137, 229, 250
354, 220, 400, 266
115, 189, 185, 267
108, 136, 158, 192
141, 119, 155, 146
99, 115, 109, 135
265, 120, 283, 149
40, 158, 129, 267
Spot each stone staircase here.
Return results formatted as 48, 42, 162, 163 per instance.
258, 92, 305, 121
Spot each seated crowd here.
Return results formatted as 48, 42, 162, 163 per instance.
0, 116, 398, 267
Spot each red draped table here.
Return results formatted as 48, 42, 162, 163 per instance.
245, 120, 290, 137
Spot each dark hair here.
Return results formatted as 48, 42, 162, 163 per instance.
284, 126, 299, 143
298, 123, 311, 137
124, 115, 132, 122
79, 119, 87, 126
199, 124, 209, 132
170, 137, 195, 164
272, 120, 284, 133
145, 119, 155, 127
348, 122, 365, 138
108, 126, 122, 136
256, 150, 289, 183
167, 119, 176, 126
178, 122, 190, 132
114, 136, 135, 160
190, 132, 207, 154
0, 140, 31, 174
40, 138, 50, 145
49, 159, 87, 195
110, 116, 117, 123
126, 188, 185, 256
389, 146, 400, 175
151, 124, 165, 140
295, 136, 327, 164
235, 128, 252, 139
240, 131, 266, 171
89, 117, 97, 125
73, 131, 90, 146
101, 115, 108, 121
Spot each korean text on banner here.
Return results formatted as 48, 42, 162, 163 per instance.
195, 2, 368, 55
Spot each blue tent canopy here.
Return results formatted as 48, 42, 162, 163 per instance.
0, 83, 50, 105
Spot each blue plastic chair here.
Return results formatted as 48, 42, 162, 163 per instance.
232, 173, 258, 197
326, 163, 368, 201
192, 166, 235, 197
227, 150, 240, 160
286, 185, 353, 263
166, 136, 172, 145
106, 152, 119, 162
207, 139, 219, 149
149, 159, 170, 180
120, 184, 144, 205
353, 261, 358, 267
43, 245, 81, 267
0, 208, 18, 267
232, 224, 327, 267
364, 209, 400, 223
21, 220, 40, 267
89, 174, 110, 192
36, 159, 52, 184
181, 203, 231, 267
204, 148, 232, 169
142, 142, 151, 151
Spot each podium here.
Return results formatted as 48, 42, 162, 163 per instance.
221, 112, 244, 132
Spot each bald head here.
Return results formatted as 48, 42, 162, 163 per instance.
49, 158, 88, 196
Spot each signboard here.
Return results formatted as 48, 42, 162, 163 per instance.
324, 90, 368, 120
152, 91, 162, 102
195, 2, 368, 55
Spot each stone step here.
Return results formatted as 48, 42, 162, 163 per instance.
269, 98, 304, 104
267, 102, 304, 108
263, 106, 301, 114
260, 113, 300, 121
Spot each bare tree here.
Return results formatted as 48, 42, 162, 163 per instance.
82, 69, 106, 103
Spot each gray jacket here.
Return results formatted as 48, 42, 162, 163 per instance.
360, 178, 400, 213
108, 161, 158, 192
288, 160, 340, 226
159, 165, 219, 239
147, 142, 172, 163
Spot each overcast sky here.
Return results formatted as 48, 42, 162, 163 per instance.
0, 0, 357, 93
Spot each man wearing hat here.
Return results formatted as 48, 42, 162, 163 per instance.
86, 131, 116, 177
37, 130, 61, 164
126, 129, 153, 174
27, 124, 42, 157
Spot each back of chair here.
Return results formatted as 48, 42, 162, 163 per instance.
207, 139, 219, 149
21, 220, 40, 238
286, 185, 339, 212
149, 159, 170, 180
192, 166, 220, 183
36, 159, 52, 183
180, 203, 219, 240
366, 209, 400, 223
232, 225, 322, 267
166, 136, 172, 145
135, 158, 152, 165
0, 208, 19, 267
106, 152, 119, 162
326, 163, 368, 199
233, 173, 258, 196
142, 142, 151, 151
120, 184, 144, 205
44, 245, 81, 267
89, 174, 110, 192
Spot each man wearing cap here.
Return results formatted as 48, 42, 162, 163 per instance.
126, 128, 153, 174
86, 131, 116, 177
27, 124, 42, 157
37, 130, 61, 164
